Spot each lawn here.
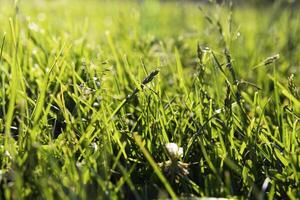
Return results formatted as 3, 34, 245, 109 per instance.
0, 0, 299, 199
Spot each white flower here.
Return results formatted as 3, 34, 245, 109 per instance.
165, 143, 183, 159
28, 22, 40, 32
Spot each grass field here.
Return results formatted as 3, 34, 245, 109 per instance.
0, 0, 300, 199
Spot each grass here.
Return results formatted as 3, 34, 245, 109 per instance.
0, 0, 300, 199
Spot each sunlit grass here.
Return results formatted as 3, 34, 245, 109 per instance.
0, 0, 299, 199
